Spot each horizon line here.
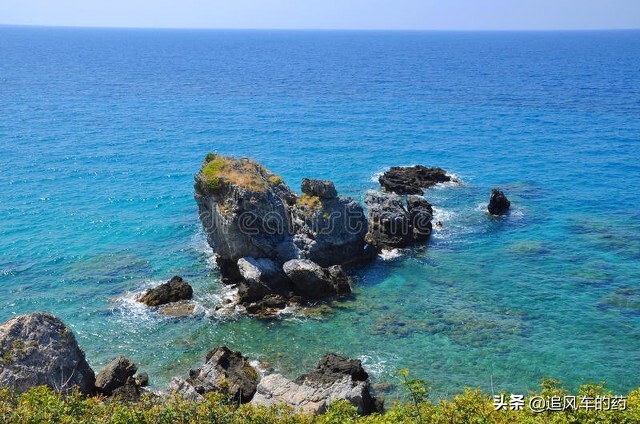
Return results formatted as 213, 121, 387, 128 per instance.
1, 23, 639, 32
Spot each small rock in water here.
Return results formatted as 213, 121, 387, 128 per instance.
379, 165, 451, 195
488, 189, 511, 215
139, 276, 193, 306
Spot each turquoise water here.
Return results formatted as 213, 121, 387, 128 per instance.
1, 27, 639, 397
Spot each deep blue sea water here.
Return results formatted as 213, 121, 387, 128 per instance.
1, 26, 639, 397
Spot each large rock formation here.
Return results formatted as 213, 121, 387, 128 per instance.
379, 165, 451, 195
365, 191, 433, 248
488, 189, 511, 215
169, 346, 259, 403
194, 155, 368, 271
251, 353, 378, 415
139, 276, 193, 307
0, 312, 95, 394
194, 154, 369, 313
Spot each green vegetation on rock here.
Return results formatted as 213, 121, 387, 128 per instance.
199, 153, 285, 193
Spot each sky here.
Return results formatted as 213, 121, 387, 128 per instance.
0, 0, 639, 30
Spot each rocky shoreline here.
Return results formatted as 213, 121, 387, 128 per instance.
0, 153, 513, 417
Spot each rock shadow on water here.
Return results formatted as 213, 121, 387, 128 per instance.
598, 288, 640, 316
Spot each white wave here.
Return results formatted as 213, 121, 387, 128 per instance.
370, 169, 386, 183
190, 229, 217, 268
378, 248, 403, 260
359, 354, 398, 379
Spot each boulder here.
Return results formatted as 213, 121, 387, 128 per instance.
0, 312, 95, 394
365, 191, 433, 248
170, 346, 259, 403
283, 259, 351, 299
95, 356, 137, 396
379, 165, 451, 195
251, 353, 377, 415
237, 257, 285, 287
488, 189, 511, 215
301, 178, 338, 199
139, 276, 193, 307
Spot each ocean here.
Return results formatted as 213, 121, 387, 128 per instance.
1, 26, 639, 397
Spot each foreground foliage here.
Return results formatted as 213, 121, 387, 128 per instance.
0, 377, 638, 424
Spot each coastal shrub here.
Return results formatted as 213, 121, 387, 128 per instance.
200, 154, 284, 193
0, 380, 638, 423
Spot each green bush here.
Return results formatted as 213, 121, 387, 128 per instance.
0, 378, 638, 423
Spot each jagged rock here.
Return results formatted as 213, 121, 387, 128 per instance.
299, 353, 368, 384
283, 259, 351, 299
244, 295, 289, 318
406, 195, 434, 241
379, 165, 451, 195
168, 377, 204, 402
365, 191, 412, 247
365, 191, 433, 248
139, 276, 193, 307
251, 353, 377, 415
488, 189, 511, 215
301, 178, 338, 199
194, 154, 370, 278
0, 312, 95, 394
171, 346, 259, 403
95, 356, 137, 396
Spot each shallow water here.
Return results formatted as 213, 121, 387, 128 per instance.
1, 27, 639, 396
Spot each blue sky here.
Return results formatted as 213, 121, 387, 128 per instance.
1, 0, 639, 30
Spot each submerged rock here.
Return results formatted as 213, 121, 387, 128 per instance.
365, 191, 433, 248
283, 259, 351, 299
0, 312, 95, 394
379, 165, 451, 195
251, 353, 378, 415
139, 276, 193, 307
170, 346, 259, 404
488, 189, 511, 215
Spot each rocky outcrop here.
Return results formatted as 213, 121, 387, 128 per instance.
94, 356, 148, 401
283, 260, 351, 299
0, 312, 95, 394
365, 191, 433, 248
379, 165, 451, 195
301, 178, 337, 199
251, 353, 378, 415
488, 189, 510, 215
169, 346, 259, 403
139, 276, 193, 307
194, 154, 370, 312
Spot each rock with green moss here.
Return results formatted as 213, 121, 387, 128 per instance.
0, 312, 95, 394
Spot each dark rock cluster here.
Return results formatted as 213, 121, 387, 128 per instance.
378, 165, 451, 195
